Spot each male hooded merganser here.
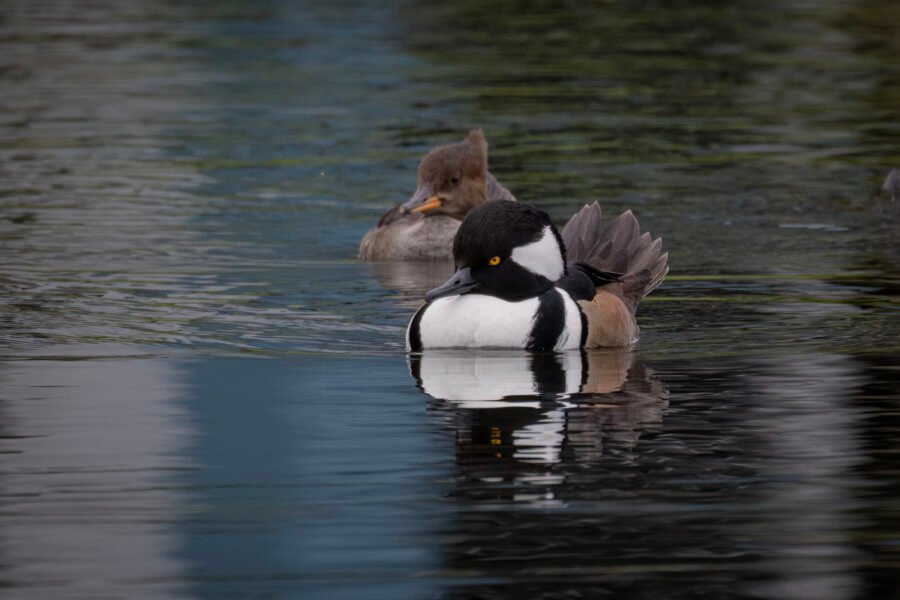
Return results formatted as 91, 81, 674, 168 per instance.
406, 201, 668, 350
359, 130, 516, 261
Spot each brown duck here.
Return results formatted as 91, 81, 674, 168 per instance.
359, 130, 516, 261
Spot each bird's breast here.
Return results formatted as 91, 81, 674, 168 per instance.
408, 288, 583, 350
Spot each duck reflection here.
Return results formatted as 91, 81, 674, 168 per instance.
409, 349, 669, 498
367, 261, 454, 308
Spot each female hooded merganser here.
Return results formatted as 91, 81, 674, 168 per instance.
406, 201, 668, 350
359, 130, 516, 261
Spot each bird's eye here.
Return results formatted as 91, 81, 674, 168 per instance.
488, 256, 501, 266
449, 173, 461, 185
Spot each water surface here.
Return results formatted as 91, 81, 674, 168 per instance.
1, 1, 898, 598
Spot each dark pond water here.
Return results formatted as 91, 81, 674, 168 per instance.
1, 1, 899, 598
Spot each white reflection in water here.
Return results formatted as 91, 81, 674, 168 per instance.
0, 355, 193, 598
414, 350, 586, 408
746, 353, 866, 600
512, 408, 566, 465
411, 349, 670, 498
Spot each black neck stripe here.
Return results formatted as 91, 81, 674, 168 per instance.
527, 288, 566, 352
407, 304, 426, 352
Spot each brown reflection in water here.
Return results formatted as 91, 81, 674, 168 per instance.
367, 260, 455, 308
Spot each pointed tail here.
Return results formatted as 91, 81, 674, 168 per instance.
561, 202, 668, 311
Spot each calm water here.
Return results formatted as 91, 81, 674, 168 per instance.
1, 1, 899, 598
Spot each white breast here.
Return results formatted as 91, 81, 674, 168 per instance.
414, 294, 539, 349
408, 287, 585, 351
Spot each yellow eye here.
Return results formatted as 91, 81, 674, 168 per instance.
488, 256, 501, 266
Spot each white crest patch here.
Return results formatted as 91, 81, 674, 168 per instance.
510, 225, 564, 281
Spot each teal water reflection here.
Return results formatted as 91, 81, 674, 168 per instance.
1, 0, 899, 598
176, 356, 444, 599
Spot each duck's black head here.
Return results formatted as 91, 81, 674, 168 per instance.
426, 201, 567, 302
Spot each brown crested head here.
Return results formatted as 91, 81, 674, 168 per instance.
402, 129, 490, 220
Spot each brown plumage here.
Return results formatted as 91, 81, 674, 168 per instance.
359, 130, 516, 261
562, 202, 668, 347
